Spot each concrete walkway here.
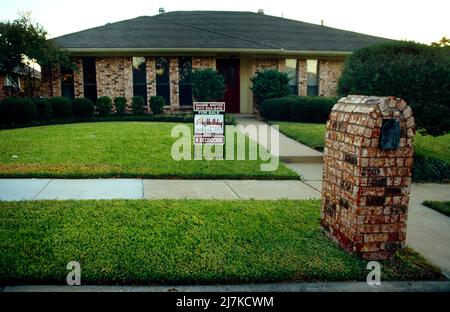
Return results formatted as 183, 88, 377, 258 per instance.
234, 115, 323, 163
0, 178, 321, 201
3, 281, 450, 292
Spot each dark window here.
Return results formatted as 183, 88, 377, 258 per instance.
179, 57, 192, 106
132, 57, 147, 104
60, 66, 75, 99
155, 57, 170, 105
307, 59, 319, 96
286, 59, 298, 95
82, 57, 97, 102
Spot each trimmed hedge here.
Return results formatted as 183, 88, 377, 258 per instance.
96, 96, 113, 116
150, 96, 165, 114
0, 97, 37, 124
33, 97, 53, 120
412, 155, 450, 183
50, 96, 73, 118
114, 97, 127, 116
338, 41, 450, 136
131, 96, 146, 115
73, 97, 95, 119
260, 96, 338, 123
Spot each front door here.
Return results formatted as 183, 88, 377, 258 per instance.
216, 59, 240, 113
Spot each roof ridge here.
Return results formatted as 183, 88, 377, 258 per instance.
152, 15, 280, 50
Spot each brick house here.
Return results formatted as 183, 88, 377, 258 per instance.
42, 11, 390, 113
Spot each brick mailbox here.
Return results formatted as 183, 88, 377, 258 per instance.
321, 95, 415, 260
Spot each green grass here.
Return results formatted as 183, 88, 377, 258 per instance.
0, 122, 296, 179
273, 121, 450, 182
0, 199, 441, 285
273, 122, 326, 151
423, 201, 450, 217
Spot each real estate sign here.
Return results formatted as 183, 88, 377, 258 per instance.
193, 102, 225, 145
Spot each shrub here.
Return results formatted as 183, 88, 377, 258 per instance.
73, 97, 95, 119
412, 155, 450, 183
338, 41, 450, 136
260, 96, 337, 123
33, 97, 52, 120
251, 69, 291, 109
96, 96, 113, 116
192, 68, 225, 101
114, 97, 127, 116
0, 97, 37, 124
50, 96, 73, 118
150, 96, 165, 114
131, 96, 146, 115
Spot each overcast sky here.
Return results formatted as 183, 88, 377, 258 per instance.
0, 0, 448, 44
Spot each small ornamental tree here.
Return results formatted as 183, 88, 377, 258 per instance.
131, 96, 146, 115
95, 96, 112, 116
114, 97, 127, 115
192, 68, 225, 101
251, 69, 291, 109
338, 41, 450, 136
150, 96, 165, 114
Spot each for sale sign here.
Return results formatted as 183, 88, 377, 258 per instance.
193, 102, 225, 146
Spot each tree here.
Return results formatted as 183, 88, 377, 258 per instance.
431, 36, 450, 48
251, 69, 291, 109
0, 12, 73, 97
191, 68, 225, 101
338, 41, 450, 136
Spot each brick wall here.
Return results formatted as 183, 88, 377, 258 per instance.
192, 56, 216, 70
319, 60, 345, 96
253, 58, 285, 73
73, 57, 84, 98
96, 57, 133, 105
146, 57, 157, 102
298, 59, 307, 96
321, 95, 415, 260
168, 57, 179, 109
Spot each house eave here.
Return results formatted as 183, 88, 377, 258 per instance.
62, 47, 352, 58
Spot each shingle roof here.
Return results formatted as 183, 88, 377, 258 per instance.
53, 11, 392, 52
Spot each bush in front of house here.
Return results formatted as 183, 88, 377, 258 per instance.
114, 97, 127, 116
192, 68, 225, 101
131, 96, 146, 115
150, 96, 165, 114
33, 97, 53, 120
0, 97, 37, 124
338, 41, 450, 136
50, 96, 73, 118
73, 97, 95, 119
260, 95, 338, 123
251, 69, 291, 110
96, 96, 113, 116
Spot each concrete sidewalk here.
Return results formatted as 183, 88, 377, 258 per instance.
0, 178, 321, 201
234, 116, 323, 163
3, 281, 450, 292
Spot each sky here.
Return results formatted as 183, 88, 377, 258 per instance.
0, 0, 449, 44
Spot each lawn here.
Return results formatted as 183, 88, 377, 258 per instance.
272, 121, 450, 182
0, 122, 297, 179
273, 121, 450, 162
423, 201, 450, 217
0, 199, 441, 285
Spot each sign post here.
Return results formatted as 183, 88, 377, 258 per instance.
193, 102, 226, 159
